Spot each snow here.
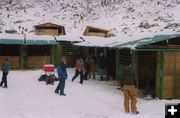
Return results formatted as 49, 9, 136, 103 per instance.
0, 69, 180, 118
55, 35, 84, 42
1, 1, 180, 116
74, 35, 154, 47
26, 34, 55, 41
74, 36, 109, 47
1, 0, 180, 47
0, 33, 24, 40
0, 33, 55, 41
1, 0, 180, 37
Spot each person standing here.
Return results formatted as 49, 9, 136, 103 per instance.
144, 63, 156, 98
72, 58, 85, 84
84, 54, 91, 80
89, 53, 96, 79
0, 58, 10, 88
121, 64, 139, 114
98, 53, 107, 81
55, 58, 67, 96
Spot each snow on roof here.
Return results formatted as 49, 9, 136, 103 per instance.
74, 31, 180, 48
107, 34, 155, 47
0, 33, 57, 45
25, 34, 57, 45
55, 35, 84, 43
74, 34, 154, 48
0, 33, 24, 40
74, 36, 110, 47
0, 33, 25, 44
113, 33, 180, 49
25, 34, 55, 41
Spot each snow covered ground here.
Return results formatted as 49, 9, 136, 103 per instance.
0, 68, 180, 118
1, 0, 180, 36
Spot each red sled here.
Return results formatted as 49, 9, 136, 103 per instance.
43, 64, 55, 74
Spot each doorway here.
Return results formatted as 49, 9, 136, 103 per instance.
138, 51, 157, 98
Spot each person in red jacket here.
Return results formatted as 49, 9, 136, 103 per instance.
72, 58, 85, 84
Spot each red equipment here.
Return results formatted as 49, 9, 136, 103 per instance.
43, 64, 55, 74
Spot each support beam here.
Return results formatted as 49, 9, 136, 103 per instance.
115, 49, 119, 80
54, 45, 58, 65
160, 51, 165, 99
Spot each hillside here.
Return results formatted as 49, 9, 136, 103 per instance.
0, 0, 180, 37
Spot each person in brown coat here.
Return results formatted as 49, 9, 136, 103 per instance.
121, 64, 139, 114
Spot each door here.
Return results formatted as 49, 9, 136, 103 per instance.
174, 52, 180, 98
163, 51, 180, 99
163, 52, 174, 98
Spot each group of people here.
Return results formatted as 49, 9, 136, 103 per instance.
72, 53, 96, 84
1, 56, 139, 115
71, 52, 109, 84
54, 56, 139, 114
55, 52, 108, 95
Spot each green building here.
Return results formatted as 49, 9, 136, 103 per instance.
114, 34, 180, 99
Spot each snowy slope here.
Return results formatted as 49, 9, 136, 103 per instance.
0, 0, 180, 37
0, 69, 180, 118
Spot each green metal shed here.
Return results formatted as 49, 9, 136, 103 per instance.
0, 34, 24, 68
113, 34, 180, 99
0, 34, 58, 69
24, 34, 58, 68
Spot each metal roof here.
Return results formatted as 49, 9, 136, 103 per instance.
25, 34, 57, 45
25, 39, 57, 45
113, 34, 180, 49
55, 35, 84, 43
0, 34, 57, 45
0, 34, 24, 44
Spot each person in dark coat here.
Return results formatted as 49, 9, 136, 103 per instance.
84, 54, 91, 80
55, 58, 67, 96
144, 63, 156, 98
98, 53, 107, 80
121, 64, 139, 114
0, 58, 10, 88
89, 53, 96, 79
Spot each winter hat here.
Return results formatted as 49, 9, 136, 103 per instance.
60, 57, 66, 64
79, 58, 83, 62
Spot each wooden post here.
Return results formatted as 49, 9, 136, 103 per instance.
54, 45, 58, 65
173, 50, 176, 98
20, 45, 28, 69
115, 49, 119, 80
20, 45, 23, 69
50, 45, 54, 64
160, 51, 165, 99
155, 51, 161, 98
132, 50, 139, 88
57, 44, 62, 62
